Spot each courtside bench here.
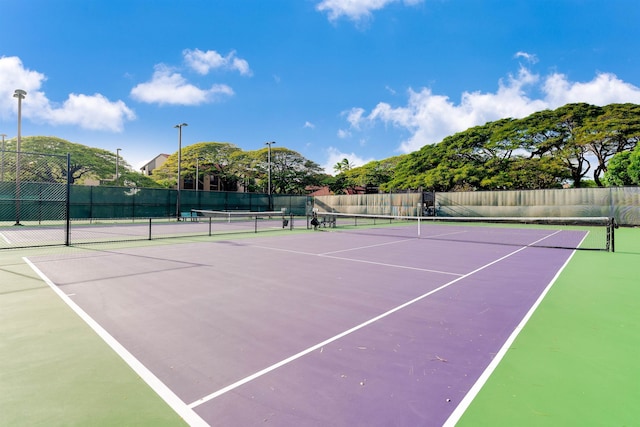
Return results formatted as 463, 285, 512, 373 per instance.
180, 211, 198, 221
320, 214, 336, 228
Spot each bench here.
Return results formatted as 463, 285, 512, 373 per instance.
320, 215, 336, 228
180, 211, 198, 221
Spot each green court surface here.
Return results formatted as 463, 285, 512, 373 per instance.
1, 229, 638, 426
0, 242, 189, 427
457, 227, 640, 426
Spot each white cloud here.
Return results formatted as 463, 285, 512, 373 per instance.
316, 0, 423, 22
130, 64, 234, 105
304, 121, 315, 129
346, 64, 640, 154
385, 85, 397, 95
343, 107, 366, 129
183, 48, 252, 76
543, 72, 640, 107
514, 51, 538, 64
0, 56, 135, 131
323, 146, 375, 174
337, 129, 351, 138
46, 93, 136, 131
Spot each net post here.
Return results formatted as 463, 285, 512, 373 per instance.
208, 217, 212, 236
254, 214, 258, 233
148, 218, 152, 240
609, 217, 616, 253
418, 216, 421, 238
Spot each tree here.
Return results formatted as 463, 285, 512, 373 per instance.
626, 144, 640, 185
521, 104, 601, 188
579, 103, 640, 186
2, 136, 132, 185
268, 147, 324, 194
342, 157, 400, 189
333, 158, 354, 174
152, 142, 242, 190
603, 150, 633, 186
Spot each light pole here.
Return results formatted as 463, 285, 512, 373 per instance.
265, 141, 276, 211
195, 157, 201, 192
13, 89, 26, 226
265, 141, 276, 195
1, 133, 6, 181
115, 148, 121, 184
175, 123, 187, 219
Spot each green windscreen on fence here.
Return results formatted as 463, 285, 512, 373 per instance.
68, 186, 311, 219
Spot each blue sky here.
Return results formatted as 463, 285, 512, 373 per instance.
1, 0, 639, 174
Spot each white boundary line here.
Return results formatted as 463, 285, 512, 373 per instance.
187, 233, 558, 409
319, 254, 464, 276
23, 257, 209, 427
442, 247, 577, 426
1, 231, 11, 244
251, 240, 463, 276
319, 237, 415, 255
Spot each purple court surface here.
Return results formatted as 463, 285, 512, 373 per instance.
27, 227, 579, 426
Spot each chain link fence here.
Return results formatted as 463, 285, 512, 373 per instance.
0, 150, 312, 249
0, 150, 69, 248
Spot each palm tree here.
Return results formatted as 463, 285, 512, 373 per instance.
333, 158, 354, 174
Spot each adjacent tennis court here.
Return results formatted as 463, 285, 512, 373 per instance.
21, 221, 591, 426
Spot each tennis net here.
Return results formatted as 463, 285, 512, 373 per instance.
310, 212, 616, 251
191, 209, 293, 234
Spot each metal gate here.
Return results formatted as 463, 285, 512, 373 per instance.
0, 150, 70, 249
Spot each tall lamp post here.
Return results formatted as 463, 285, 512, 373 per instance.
175, 123, 187, 219
195, 157, 201, 192
1, 133, 6, 182
115, 148, 121, 184
13, 89, 26, 226
265, 141, 276, 211
265, 141, 276, 195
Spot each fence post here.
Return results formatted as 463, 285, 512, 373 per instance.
65, 153, 71, 246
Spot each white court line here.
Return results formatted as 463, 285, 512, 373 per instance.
251, 240, 463, 276
23, 257, 209, 427
187, 233, 557, 410
319, 254, 463, 277
319, 237, 415, 255
0, 232, 11, 244
442, 247, 577, 426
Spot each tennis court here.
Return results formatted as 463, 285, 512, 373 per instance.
19, 221, 593, 426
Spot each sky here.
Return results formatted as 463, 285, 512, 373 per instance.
1, 0, 640, 174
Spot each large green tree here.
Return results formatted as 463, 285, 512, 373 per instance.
579, 103, 640, 186
607, 143, 640, 185
629, 145, 640, 184
266, 147, 324, 194
603, 150, 634, 186
382, 103, 640, 191
1, 136, 134, 185
152, 142, 242, 190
